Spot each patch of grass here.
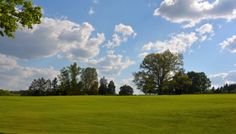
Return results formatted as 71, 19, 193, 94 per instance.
0, 95, 236, 133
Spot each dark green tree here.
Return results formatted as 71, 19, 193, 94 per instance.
133, 50, 183, 95
166, 71, 192, 94
51, 77, 58, 95
187, 71, 211, 93
28, 77, 51, 96
80, 67, 98, 95
58, 67, 70, 95
119, 85, 133, 95
98, 76, 108, 95
68, 62, 81, 95
0, 0, 42, 38
107, 80, 116, 95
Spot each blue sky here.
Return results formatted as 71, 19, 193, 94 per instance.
1, 0, 236, 92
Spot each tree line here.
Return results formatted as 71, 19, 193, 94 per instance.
19, 63, 134, 96
7, 50, 236, 96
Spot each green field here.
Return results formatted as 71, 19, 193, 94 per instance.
0, 95, 236, 134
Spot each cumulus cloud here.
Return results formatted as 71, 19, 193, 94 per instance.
196, 23, 214, 41
106, 23, 136, 49
88, 51, 135, 76
220, 35, 236, 53
0, 54, 59, 90
209, 70, 236, 87
0, 18, 105, 60
142, 32, 198, 53
154, 0, 236, 28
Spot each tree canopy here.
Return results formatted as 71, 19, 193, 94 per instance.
133, 50, 183, 95
0, 0, 42, 38
187, 71, 211, 93
119, 85, 133, 95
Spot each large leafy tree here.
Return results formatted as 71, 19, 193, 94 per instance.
0, 0, 42, 38
58, 67, 70, 95
69, 63, 81, 94
80, 67, 98, 95
58, 63, 81, 95
133, 50, 183, 95
119, 85, 133, 96
187, 71, 211, 93
166, 70, 192, 95
107, 80, 116, 95
98, 76, 108, 95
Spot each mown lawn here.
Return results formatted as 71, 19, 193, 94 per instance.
0, 94, 236, 134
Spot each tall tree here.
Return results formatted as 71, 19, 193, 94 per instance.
133, 50, 183, 95
187, 71, 211, 93
98, 76, 108, 95
80, 67, 98, 95
107, 80, 116, 95
68, 62, 81, 94
51, 77, 58, 95
0, 0, 42, 38
58, 67, 70, 95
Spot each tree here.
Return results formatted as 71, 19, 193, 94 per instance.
58, 67, 70, 95
28, 77, 51, 96
68, 63, 81, 94
166, 71, 192, 94
80, 67, 98, 95
187, 71, 211, 93
133, 50, 183, 95
98, 76, 108, 95
88, 81, 99, 95
51, 77, 58, 95
119, 85, 133, 95
0, 0, 42, 38
107, 80, 116, 95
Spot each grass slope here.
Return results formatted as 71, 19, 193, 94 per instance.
0, 95, 236, 134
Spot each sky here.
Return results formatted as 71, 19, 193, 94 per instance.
0, 0, 236, 93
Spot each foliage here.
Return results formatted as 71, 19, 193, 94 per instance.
187, 71, 211, 93
80, 67, 98, 95
119, 85, 133, 95
98, 76, 108, 95
134, 50, 183, 95
0, 89, 14, 96
0, 0, 42, 38
28, 77, 51, 96
164, 70, 192, 94
107, 80, 116, 95
214, 83, 236, 93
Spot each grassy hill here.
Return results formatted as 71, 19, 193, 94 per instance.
0, 95, 236, 134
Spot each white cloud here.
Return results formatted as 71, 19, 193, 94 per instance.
0, 18, 105, 61
114, 23, 137, 37
154, 0, 236, 28
0, 54, 59, 90
88, 7, 95, 15
106, 23, 136, 49
209, 70, 236, 87
196, 23, 214, 35
220, 35, 236, 53
142, 32, 198, 53
88, 51, 135, 76
196, 23, 214, 41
